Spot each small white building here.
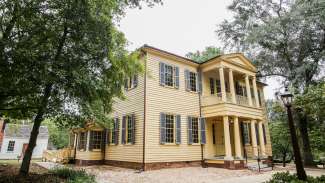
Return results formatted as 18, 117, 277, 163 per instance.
0, 123, 49, 159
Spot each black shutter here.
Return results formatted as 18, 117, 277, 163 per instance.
209, 78, 215, 94
175, 67, 179, 88
160, 113, 166, 144
240, 122, 246, 145
131, 114, 136, 144
200, 118, 206, 144
114, 119, 119, 145
107, 128, 111, 145
133, 75, 138, 88
187, 116, 193, 144
122, 116, 126, 144
185, 70, 190, 91
159, 62, 165, 86
212, 124, 216, 144
255, 123, 260, 145
262, 124, 267, 144
102, 130, 107, 152
176, 115, 181, 144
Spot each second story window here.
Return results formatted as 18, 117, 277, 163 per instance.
124, 75, 138, 90
159, 62, 179, 88
185, 70, 198, 92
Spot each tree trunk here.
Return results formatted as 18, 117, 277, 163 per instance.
19, 84, 52, 175
297, 112, 314, 166
283, 152, 286, 167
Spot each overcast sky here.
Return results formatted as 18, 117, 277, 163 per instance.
118, 0, 281, 99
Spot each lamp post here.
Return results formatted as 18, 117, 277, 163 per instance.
280, 87, 307, 181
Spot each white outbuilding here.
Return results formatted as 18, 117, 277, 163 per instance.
0, 122, 48, 160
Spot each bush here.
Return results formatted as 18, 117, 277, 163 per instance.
50, 167, 96, 183
265, 172, 325, 183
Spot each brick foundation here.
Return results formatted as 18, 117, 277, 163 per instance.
75, 159, 104, 166
105, 160, 143, 170
206, 160, 245, 170
144, 161, 201, 171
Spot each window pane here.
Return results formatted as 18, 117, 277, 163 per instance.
189, 72, 197, 92
7, 141, 15, 152
127, 116, 132, 143
165, 65, 174, 86
92, 131, 102, 149
165, 114, 174, 143
191, 118, 199, 143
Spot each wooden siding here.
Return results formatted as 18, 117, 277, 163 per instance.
145, 53, 202, 163
106, 65, 145, 163
76, 151, 102, 160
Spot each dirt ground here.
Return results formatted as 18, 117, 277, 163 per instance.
81, 164, 325, 183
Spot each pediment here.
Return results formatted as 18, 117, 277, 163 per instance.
221, 54, 256, 72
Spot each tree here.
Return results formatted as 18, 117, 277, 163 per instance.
217, 0, 325, 166
0, 0, 161, 175
185, 46, 222, 63
267, 100, 293, 167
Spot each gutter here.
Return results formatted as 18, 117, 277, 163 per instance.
142, 51, 147, 171
198, 67, 205, 168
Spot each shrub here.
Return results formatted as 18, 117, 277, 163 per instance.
265, 172, 325, 183
50, 167, 96, 183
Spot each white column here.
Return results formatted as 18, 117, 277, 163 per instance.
74, 133, 77, 148
258, 121, 266, 156
252, 76, 260, 108
229, 69, 237, 104
234, 116, 242, 159
250, 120, 258, 157
245, 74, 253, 106
219, 67, 227, 102
86, 130, 91, 151
223, 116, 233, 160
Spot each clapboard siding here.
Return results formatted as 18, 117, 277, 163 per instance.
76, 151, 103, 160
106, 66, 145, 163
145, 53, 202, 163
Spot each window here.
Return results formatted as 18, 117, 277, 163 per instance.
165, 114, 175, 143
160, 62, 179, 88
242, 123, 251, 145
127, 116, 133, 143
209, 78, 215, 94
165, 65, 174, 87
216, 79, 221, 93
124, 75, 138, 90
191, 117, 199, 143
7, 141, 15, 152
91, 131, 103, 150
189, 72, 197, 92
79, 132, 87, 150
122, 115, 135, 144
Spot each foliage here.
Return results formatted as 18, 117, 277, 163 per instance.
0, 0, 162, 174
268, 100, 293, 166
217, 0, 325, 166
43, 119, 69, 149
265, 172, 325, 183
185, 46, 222, 63
50, 168, 95, 183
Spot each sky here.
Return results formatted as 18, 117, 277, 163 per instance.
118, 0, 281, 99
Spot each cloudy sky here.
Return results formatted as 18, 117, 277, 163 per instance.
118, 0, 281, 99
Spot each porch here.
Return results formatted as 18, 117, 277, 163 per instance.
203, 115, 269, 169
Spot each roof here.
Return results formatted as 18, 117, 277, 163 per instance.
4, 124, 49, 139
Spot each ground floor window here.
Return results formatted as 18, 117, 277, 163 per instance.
7, 141, 15, 152
165, 114, 175, 143
122, 114, 135, 144
78, 132, 87, 150
191, 117, 199, 143
91, 131, 103, 150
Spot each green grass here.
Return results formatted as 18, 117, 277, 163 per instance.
50, 167, 96, 183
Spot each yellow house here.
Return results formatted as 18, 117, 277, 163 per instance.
70, 45, 272, 170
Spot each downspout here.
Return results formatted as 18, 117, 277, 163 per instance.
198, 66, 205, 168
142, 51, 147, 171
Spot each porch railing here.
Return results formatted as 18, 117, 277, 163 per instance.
236, 95, 249, 106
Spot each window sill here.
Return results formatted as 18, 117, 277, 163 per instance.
160, 85, 178, 90
190, 143, 201, 146
123, 143, 134, 146
91, 149, 101, 152
161, 143, 180, 146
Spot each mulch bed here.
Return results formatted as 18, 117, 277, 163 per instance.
0, 162, 65, 183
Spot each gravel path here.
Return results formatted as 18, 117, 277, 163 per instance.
82, 164, 325, 183
36, 162, 64, 170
